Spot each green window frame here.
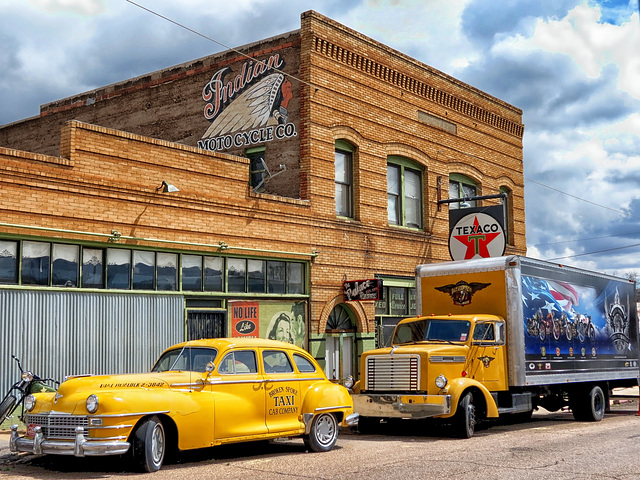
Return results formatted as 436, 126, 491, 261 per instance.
449, 173, 477, 209
335, 140, 354, 218
387, 156, 423, 229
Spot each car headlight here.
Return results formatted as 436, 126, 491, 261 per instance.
343, 375, 354, 389
86, 394, 99, 413
435, 374, 448, 389
24, 394, 36, 412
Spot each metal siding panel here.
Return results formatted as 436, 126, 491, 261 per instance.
0, 290, 183, 395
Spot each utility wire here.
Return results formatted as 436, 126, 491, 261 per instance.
125, 1, 640, 264
124, 0, 315, 90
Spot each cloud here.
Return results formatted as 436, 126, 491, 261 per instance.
30, 0, 106, 16
1, 0, 640, 275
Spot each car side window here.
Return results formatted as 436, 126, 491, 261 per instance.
218, 351, 258, 374
263, 350, 294, 374
293, 353, 316, 373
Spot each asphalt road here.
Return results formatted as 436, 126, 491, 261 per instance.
1, 394, 639, 479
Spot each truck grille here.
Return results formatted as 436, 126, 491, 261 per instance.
365, 354, 420, 391
24, 413, 89, 439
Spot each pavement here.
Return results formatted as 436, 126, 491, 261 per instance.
1, 386, 637, 458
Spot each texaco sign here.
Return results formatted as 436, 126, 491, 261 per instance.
449, 210, 506, 261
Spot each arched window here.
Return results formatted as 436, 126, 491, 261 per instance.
335, 140, 354, 218
387, 156, 423, 229
448, 173, 477, 209
326, 303, 355, 331
500, 186, 513, 245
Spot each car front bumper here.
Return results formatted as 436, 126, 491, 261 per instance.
10, 424, 130, 457
352, 393, 451, 418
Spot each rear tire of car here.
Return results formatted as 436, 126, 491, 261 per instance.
133, 416, 166, 472
304, 413, 338, 452
0, 395, 17, 424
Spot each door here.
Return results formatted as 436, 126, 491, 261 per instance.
469, 321, 508, 390
263, 349, 302, 434
212, 349, 268, 440
187, 310, 226, 340
325, 333, 355, 381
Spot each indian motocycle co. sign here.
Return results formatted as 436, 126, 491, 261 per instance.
448, 208, 506, 261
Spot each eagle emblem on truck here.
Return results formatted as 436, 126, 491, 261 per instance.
435, 280, 490, 306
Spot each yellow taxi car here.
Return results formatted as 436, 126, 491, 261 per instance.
9, 338, 358, 472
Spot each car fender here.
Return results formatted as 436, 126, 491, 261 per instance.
300, 382, 354, 421
442, 377, 498, 418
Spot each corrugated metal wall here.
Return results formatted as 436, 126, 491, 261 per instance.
0, 290, 184, 394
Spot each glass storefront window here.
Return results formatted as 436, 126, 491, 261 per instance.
82, 248, 104, 288
21, 241, 50, 286
0, 240, 18, 284
157, 252, 177, 291
375, 287, 388, 315
133, 250, 156, 290
52, 244, 79, 287
287, 262, 304, 294
389, 287, 407, 316
106, 248, 131, 290
204, 256, 223, 291
248, 259, 266, 293
182, 255, 203, 291
228, 258, 246, 293
267, 261, 285, 294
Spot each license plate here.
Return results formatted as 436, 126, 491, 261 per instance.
26, 424, 41, 437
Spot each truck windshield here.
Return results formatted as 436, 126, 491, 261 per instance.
392, 319, 471, 344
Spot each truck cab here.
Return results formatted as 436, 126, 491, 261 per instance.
353, 314, 506, 438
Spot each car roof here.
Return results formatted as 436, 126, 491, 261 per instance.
163, 337, 308, 353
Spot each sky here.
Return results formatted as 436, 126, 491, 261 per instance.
1, 0, 639, 277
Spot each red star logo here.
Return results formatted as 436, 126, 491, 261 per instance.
453, 216, 501, 259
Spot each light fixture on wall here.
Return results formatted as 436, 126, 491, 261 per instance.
157, 181, 179, 193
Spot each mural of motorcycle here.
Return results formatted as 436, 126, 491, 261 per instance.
526, 309, 542, 338
562, 313, 578, 341
538, 312, 562, 342
576, 314, 596, 343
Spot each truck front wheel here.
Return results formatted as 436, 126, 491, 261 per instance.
453, 391, 476, 438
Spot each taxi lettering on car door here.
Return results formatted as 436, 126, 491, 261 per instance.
263, 349, 302, 434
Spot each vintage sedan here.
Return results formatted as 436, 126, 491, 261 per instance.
10, 338, 358, 472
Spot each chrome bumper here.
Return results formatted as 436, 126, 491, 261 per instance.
10, 425, 130, 457
352, 393, 451, 418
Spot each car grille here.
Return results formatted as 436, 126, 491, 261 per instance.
365, 354, 420, 391
24, 413, 89, 439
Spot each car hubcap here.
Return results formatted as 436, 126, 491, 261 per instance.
316, 415, 335, 446
151, 425, 164, 464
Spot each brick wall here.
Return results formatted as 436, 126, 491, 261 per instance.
0, 11, 526, 341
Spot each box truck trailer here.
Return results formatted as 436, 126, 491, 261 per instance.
352, 255, 639, 437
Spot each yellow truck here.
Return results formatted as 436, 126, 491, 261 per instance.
353, 255, 639, 437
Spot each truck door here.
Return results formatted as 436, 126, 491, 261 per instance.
469, 321, 508, 390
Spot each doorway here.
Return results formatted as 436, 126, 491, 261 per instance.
186, 310, 226, 340
325, 303, 357, 382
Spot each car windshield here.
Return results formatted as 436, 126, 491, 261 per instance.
392, 319, 471, 344
152, 347, 218, 372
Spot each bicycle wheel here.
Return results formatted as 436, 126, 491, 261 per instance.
0, 394, 17, 423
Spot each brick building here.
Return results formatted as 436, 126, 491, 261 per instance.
0, 11, 525, 388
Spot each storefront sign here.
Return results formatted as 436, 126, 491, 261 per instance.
448, 206, 506, 261
343, 279, 381, 301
